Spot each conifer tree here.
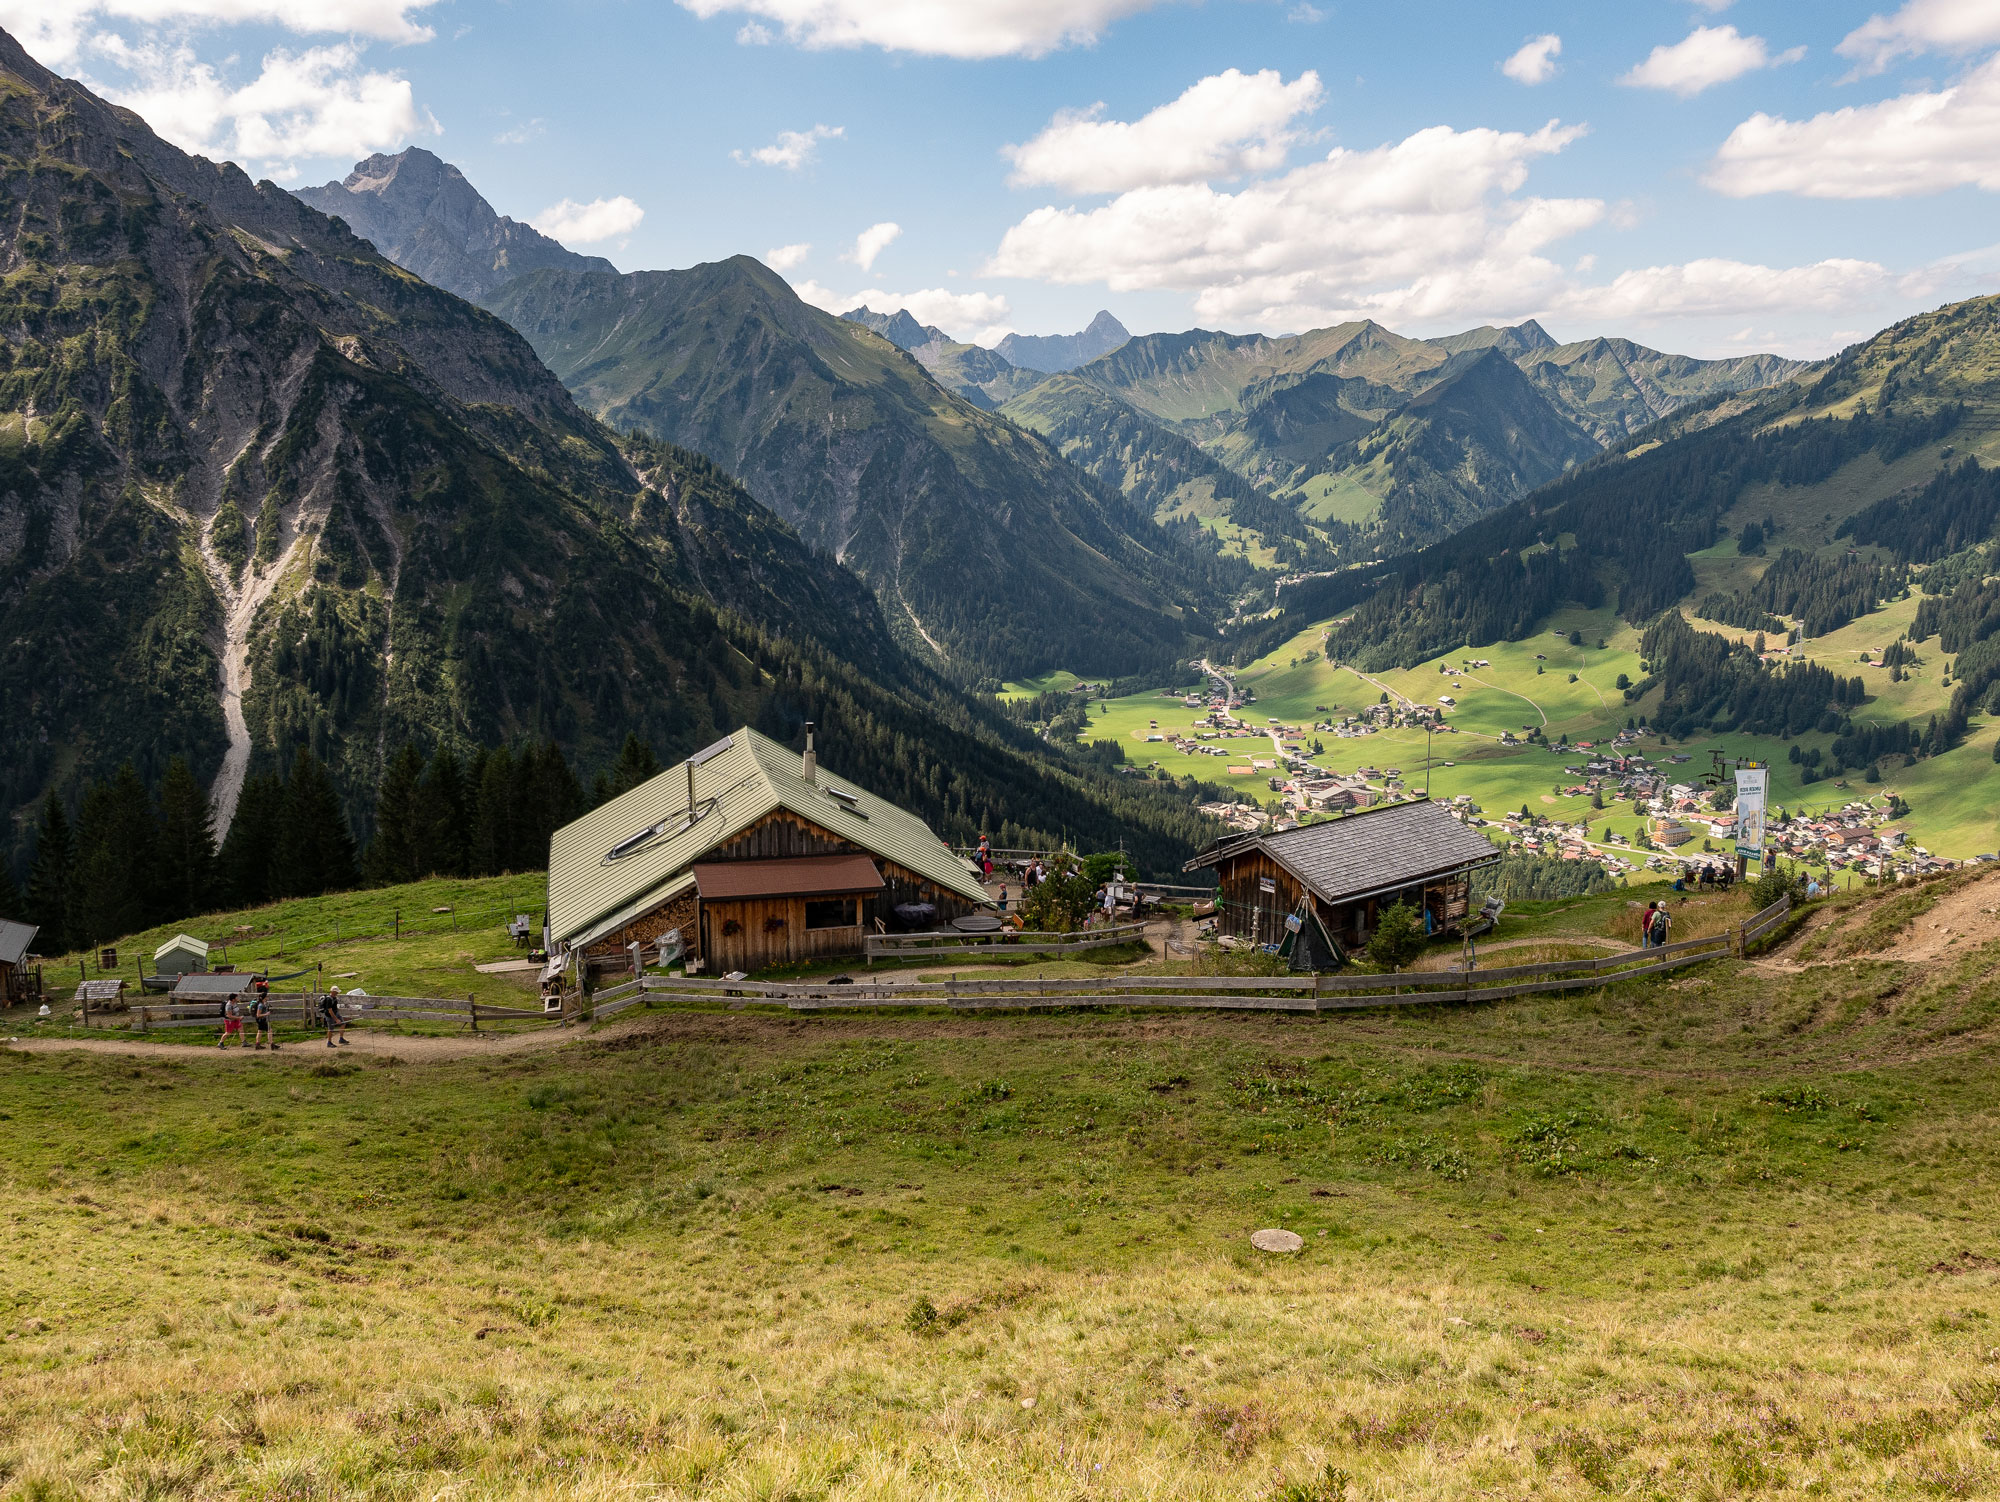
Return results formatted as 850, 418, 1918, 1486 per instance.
470, 746, 516, 877
0, 862, 23, 924
71, 764, 157, 945
419, 748, 471, 878
278, 749, 358, 896
218, 773, 284, 906
609, 733, 662, 798
155, 756, 216, 921
365, 744, 427, 887
25, 794, 74, 953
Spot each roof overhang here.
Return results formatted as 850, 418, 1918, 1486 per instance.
567, 872, 698, 951
693, 854, 885, 902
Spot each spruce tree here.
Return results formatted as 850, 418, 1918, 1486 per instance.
278, 749, 358, 896
470, 746, 516, 877
365, 744, 427, 887
0, 862, 23, 924
155, 756, 216, 921
218, 773, 284, 906
25, 794, 74, 953
419, 748, 470, 877
70, 764, 157, 945
609, 733, 661, 798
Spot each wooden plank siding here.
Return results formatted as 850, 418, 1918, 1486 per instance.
699, 895, 867, 974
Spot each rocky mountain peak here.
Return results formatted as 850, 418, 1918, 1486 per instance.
296, 147, 614, 302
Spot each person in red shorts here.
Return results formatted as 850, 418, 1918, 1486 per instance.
219, 993, 244, 1049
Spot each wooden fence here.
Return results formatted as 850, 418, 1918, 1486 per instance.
865, 921, 1149, 963
100, 994, 555, 1032
615, 896, 1793, 1016
75, 896, 1797, 1031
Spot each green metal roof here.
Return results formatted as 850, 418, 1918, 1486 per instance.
547, 727, 988, 945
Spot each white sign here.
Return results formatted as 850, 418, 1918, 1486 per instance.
1736, 767, 1768, 859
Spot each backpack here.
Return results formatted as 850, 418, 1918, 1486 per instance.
1649, 910, 1669, 943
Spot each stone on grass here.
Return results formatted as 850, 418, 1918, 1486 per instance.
1251, 1228, 1304, 1254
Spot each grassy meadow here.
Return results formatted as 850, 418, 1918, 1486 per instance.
1079, 590, 1996, 862
2, 868, 1999, 1499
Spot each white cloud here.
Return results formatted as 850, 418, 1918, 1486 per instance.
1838, 0, 2000, 76
494, 117, 544, 146
1501, 34, 1562, 86
87, 36, 428, 174
1, 0, 439, 65
1551, 257, 1895, 323
1004, 69, 1323, 194
1287, 3, 1325, 23
673, 0, 1168, 59
733, 122, 843, 170
1621, 25, 1804, 97
1708, 53, 2000, 197
765, 241, 812, 270
737, 20, 774, 43
845, 221, 902, 272
984, 110, 1909, 344
530, 196, 645, 244
793, 278, 1013, 343
989, 119, 1600, 331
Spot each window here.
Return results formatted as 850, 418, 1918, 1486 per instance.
805, 898, 859, 930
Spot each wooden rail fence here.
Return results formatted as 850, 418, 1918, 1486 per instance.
865, 921, 1148, 963
71, 897, 1796, 1030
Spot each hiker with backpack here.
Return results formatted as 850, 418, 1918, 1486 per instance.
218, 993, 244, 1049
251, 988, 276, 1051
322, 987, 349, 1048
1648, 903, 1672, 949
1639, 901, 1658, 948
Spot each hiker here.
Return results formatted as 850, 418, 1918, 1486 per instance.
219, 993, 244, 1049
251, 987, 276, 1051
322, 986, 348, 1048
1648, 903, 1672, 948
1639, 901, 1658, 948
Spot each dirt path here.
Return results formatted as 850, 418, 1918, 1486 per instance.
4, 1026, 585, 1064
1752, 869, 2000, 974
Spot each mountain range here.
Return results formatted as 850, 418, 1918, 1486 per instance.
0, 28, 1222, 877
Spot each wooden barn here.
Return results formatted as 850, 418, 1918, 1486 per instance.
0, 919, 39, 1004
546, 726, 990, 977
1187, 799, 1500, 952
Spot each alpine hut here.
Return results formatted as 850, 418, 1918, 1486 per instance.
152, 934, 210, 978
546, 726, 990, 977
0, 919, 39, 1004
1187, 798, 1500, 951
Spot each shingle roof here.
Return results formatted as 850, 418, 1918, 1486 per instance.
171, 972, 262, 998
0, 919, 37, 967
693, 854, 885, 901
547, 727, 987, 945
1189, 798, 1499, 905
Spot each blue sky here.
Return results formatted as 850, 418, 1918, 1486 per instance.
17, 0, 2000, 357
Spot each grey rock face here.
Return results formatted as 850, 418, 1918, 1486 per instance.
296, 148, 614, 302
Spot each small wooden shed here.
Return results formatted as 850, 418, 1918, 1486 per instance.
1187, 798, 1501, 951
0, 919, 39, 1004
153, 934, 210, 978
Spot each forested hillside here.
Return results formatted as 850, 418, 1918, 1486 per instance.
485, 257, 1240, 678
0, 30, 1225, 895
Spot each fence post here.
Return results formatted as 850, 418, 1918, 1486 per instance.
468, 995, 478, 1032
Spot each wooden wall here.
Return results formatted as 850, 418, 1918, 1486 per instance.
698, 896, 865, 973
1214, 849, 1301, 945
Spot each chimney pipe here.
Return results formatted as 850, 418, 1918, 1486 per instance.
685, 754, 695, 811
802, 722, 817, 781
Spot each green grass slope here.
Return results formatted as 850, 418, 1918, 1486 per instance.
2, 870, 1997, 1498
